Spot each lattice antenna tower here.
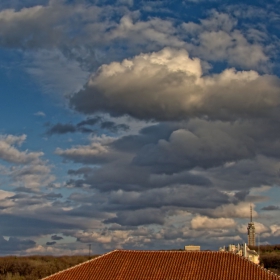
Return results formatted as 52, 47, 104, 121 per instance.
247, 204, 256, 246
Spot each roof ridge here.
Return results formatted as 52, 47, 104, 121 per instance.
40, 250, 116, 280
113, 250, 225, 253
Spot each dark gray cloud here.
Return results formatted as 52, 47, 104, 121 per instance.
0, 236, 36, 255
46, 241, 56, 246
67, 183, 230, 214
261, 205, 280, 211
112, 123, 178, 153
46, 123, 77, 135
43, 193, 63, 200
77, 116, 102, 127
107, 186, 230, 211
68, 167, 95, 176
130, 119, 270, 173
234, 191, 250, 201
53, 113, 280, 244
104, 209, 165, 226
14, 187, 38, 193
46, 118, 129, 135
0, 214, 74, 237
100, 121, 129, 133
61, 118, 280, 194
51, 235, 63, 241
66, 163, 211, 192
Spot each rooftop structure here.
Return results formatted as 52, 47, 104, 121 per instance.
41, 250, 279, 280
219, 243, 259, 264
184, 245, 200, 251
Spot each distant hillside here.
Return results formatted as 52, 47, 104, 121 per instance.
249, 244, 280, 275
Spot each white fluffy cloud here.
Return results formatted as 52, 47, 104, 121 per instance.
191, 215, 236, 229
0, 1, 107, 48
182, 11, 269, 69
0, 134, 55, 190
25, 244, 89, 256
207, 202, 258, 218
70, 48, 280, 121
108, 15, 185, 49
270, 225, 280, 237
55, 135, 118, 164
0, 134, 43, 164
11, 164, 55, 189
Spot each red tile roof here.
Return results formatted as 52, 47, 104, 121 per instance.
42, 250, 280, 280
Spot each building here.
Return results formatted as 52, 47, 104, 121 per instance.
247, 205, 256, 246
219, 243, 259, 264
184, 245, 200, 251
41, 250, 280, 280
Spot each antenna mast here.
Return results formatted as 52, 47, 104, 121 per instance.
250, 204, 252, 223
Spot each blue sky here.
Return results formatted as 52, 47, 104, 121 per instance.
0, 0, 280, 255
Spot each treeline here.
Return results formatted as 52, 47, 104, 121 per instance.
0, 255, 98, 280
249, 244, 280, 275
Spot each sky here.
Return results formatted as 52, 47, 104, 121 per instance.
0, 0, 280, 256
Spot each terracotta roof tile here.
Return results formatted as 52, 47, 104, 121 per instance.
41, 250, 280, 280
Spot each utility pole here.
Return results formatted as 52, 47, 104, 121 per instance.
258, 234, 260, 261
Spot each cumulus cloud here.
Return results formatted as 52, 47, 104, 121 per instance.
0, 2, 274, 74
191, 216, 236, 229
205, 155, 280, 191
74, 226, 167, 250
0, 134, 43, 164
108, 15, 185, 49
0, 0, 279, 256
11, 163, 55, 189
132, 121, 255, 171
25, 243, 90, 256
107, 186, 230, 210
0, 134, 55, 190
201, 202, 257, 219
0, 1, 109, 50
270, 225, 280, 237
57, 118, 280, 197
0, 1, 182, 54
55, 136, 118, 165
52, 112, 280, 253
70, 48, 280, 122
181, 11, 269, 69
